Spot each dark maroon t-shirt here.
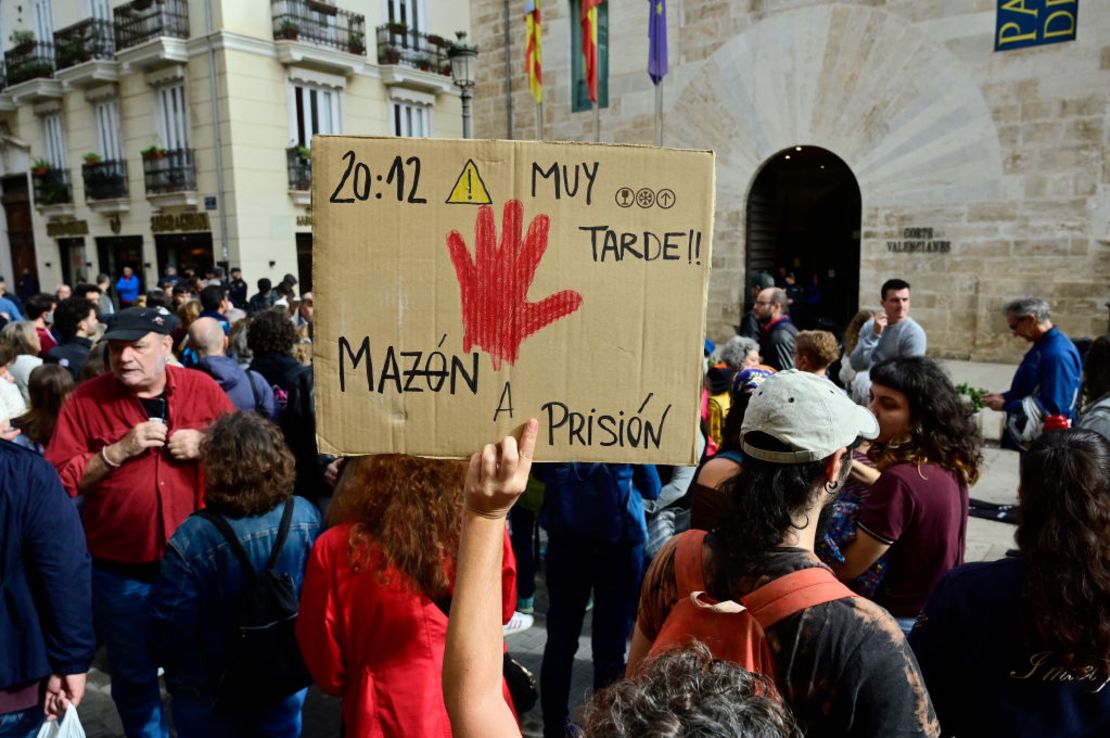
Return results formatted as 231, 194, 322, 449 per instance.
858, 462, 969, 617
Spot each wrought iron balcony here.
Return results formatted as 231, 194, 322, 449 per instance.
375, 25, 451, 75
31, 166, 72, 207
83, 159, 129, 200
54, 18, 114, 70
143, 148, 195, 194
5, 41, 55, 85
114, 0, 189, 51
271, 0, 367, 55
286, 147, 312, 191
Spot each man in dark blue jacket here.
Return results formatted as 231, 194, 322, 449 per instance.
534, 462, 661, 738
0, 439, 94, 734
982, 297, 1083, 450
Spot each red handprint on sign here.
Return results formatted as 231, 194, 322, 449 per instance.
447, 200, 583, 370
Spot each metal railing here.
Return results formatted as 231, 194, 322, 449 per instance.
114, 0, 189, 51
5, 41, 55, 85
286, 147, 311, 191
271, 0, 367, 55
54, 18, 115, 70
32, 167, 72, 206
143, 148, 195, 194
375, 25, 451, 75
83, 159, 129, 200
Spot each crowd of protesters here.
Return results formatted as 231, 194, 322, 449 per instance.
1, 263, 1109, 738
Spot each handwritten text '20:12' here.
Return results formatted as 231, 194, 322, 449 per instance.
328, 151, 427, 204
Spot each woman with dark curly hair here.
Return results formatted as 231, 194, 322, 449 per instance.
837, 356, 981, 632
148, 412, 321, 737
296, 453, 519, 737
910, 428, 1110, 737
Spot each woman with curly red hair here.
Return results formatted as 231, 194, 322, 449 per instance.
910, 428, 1110, 736
296, 454, 518, 736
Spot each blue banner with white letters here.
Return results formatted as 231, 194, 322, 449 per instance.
995, 0, 1078, 51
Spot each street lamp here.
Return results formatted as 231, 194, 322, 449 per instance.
447, 31, 478, 139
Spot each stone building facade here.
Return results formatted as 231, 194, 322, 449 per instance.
469, 0, 1109, 362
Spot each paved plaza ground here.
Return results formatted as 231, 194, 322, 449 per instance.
74, 359, 1023, 737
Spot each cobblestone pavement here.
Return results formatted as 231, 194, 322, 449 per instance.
72, 359, 1023, 737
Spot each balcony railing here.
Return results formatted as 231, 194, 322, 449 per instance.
271, 0, 367, 55
375, 25, 451, 75
143, 148, 195, 194
31, 167, 72, 207
286, 147, 311, 191
5, 41, 55, 85
114, 0, 189, 51
83, 159, 129, 200
54, 18, 115, 70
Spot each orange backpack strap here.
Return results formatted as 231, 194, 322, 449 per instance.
672, 530, 709, 597
740, 567, 857, 630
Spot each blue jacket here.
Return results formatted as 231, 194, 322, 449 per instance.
148, 496, 321, 698
1002, 327, 1083, 421
0, 440, 94, 689
195, 355, 277, 419
536, 463, 661, 545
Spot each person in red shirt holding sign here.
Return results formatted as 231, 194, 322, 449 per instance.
46, 306, 233, 738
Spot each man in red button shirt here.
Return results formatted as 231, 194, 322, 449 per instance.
46, 307, 233, 738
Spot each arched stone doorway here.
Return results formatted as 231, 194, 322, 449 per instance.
745, 146, 861, 332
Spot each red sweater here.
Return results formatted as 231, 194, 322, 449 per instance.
297, 523, 518, 737
45, 366, 233, 563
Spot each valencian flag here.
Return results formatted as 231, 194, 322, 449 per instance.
582, 0, 603, 103
648, 0, 667, 84
525, 1, 542, 103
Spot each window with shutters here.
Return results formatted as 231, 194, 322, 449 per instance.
156, 83, 189, 151
289, 83, 342, 148
391, 102, 430, 138
41, 113, 66, 168
94, 99, 122, 161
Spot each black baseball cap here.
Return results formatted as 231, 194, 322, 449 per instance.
103, 307, 179, 341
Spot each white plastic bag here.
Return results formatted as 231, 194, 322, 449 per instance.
35, 706, 86, 738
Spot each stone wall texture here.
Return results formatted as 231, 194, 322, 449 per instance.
469, 0, 1110, 362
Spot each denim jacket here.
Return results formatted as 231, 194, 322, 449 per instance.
148, 496, 321, 698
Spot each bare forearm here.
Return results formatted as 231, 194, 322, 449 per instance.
78, 446, 116, 492
443, 511, 518, 738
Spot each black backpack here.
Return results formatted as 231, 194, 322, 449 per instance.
194, 498, 313, 710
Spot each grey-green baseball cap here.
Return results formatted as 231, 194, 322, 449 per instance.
741, 369, 879, 463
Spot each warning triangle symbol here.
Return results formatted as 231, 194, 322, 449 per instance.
446, 159, 492, 205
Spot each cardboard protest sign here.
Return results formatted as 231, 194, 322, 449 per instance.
313, 136, 714, 463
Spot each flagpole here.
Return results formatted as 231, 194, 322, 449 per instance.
594, 101, 600, 142
654, 82, 663, 146
536, 101, 544, 140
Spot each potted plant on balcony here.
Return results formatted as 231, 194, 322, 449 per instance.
9, 30, 35, 53
141, 145, 166, 161
348, 31, 365, 55
278, 19, 299, 40
133, 0, 155, 11
378, 45, 401, 65
31, 159, 50, 177
425, 34, 446, 48
387, 21, 408, 35
84, 152, 102, 165
415, 53, 433, 72
295, 146, 312, 161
